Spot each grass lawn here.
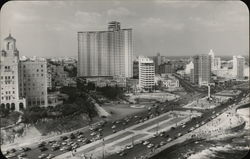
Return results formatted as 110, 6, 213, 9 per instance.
34, 114, 92, 135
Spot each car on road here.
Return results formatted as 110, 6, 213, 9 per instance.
154, 144, 161, 149
70, 133, 76, 139
167, 138, 172, 142
111, 125, 116, 129
188, 127, 194, 132
112, 129, 117, 133
164, 134, 170, 138
52, 146, 60, 151
160, 141, 166, 146
5, 152, 17, 158
119, 151, 127, 157
38, 142, 46, 148
125, 144, 133, 150
182, 124, 186, 128
147, 143, 154, 148
18, 152, 27, 157
60, 136, 68, 141
40, 147, 48, 152
159, 132, 165, 137
77, 134, 84, 139
142, 140, 150, 145
195, 124, 200, 128
21, 147, 31, 152
38, 153, 48, 159
47, 154, 55, 159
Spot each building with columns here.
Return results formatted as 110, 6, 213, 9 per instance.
0, 34, 26, 111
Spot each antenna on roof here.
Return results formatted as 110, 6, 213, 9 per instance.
9, 28, 11, 36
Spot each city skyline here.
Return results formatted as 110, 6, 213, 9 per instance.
1, 0, 249, 57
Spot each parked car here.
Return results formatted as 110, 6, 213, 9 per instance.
21, 147, 31, 152
119, 152, 127, 157
160, 141, 166, 146
52, 146, 60, 151
40, 147, 48, 152
47, 154, 55, 159
142, 140, 150, 145
18, 152, 27, 157
38, 153, 48, 159
147, 143, 154, 148
125, 144, 133, 150
178, 133, 182, 137
60, 136, 68, 140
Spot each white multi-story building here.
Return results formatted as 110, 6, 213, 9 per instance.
138, 56, 155, 91
185, 61, 194, 74
19, 58, 48, 107
0, 34, 26, 111
208, 49, 221, 71
78, 21, 133, 78
233, 55, 245, 80
213, 57, 221, 70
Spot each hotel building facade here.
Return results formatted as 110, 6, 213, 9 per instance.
77, 21, 133, 78
0, 34, 48, 111
0, 34, 26, 111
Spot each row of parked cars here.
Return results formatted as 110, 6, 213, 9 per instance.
4, 147, 31, 159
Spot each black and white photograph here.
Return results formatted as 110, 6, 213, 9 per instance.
0, 0, 249, 159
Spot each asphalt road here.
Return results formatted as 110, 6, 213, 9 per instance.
5, 93, 189, 159
105, 89, 249, 159
4, 84, 248, 159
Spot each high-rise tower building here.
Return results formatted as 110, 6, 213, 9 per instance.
191, 54, 211, 86
0, 34, 26, 111
138, 56, 155, 91
233, 55, 245, 80
77, 22, 133, 78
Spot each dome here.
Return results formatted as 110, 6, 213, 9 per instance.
4, 34, 16, 42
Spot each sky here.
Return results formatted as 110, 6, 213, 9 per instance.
0, 0, 249, 57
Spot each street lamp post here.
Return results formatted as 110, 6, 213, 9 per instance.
102, 138, 105, 159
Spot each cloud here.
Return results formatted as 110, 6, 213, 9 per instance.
11, 12, 39, 22
188, 17, 221, 27
155, 0, 201, 8
74, 11, 102, 24
107, 7, 134, 17
142, 17, 184, 31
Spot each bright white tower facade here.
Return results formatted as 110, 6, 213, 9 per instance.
0, 34, 26, 111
